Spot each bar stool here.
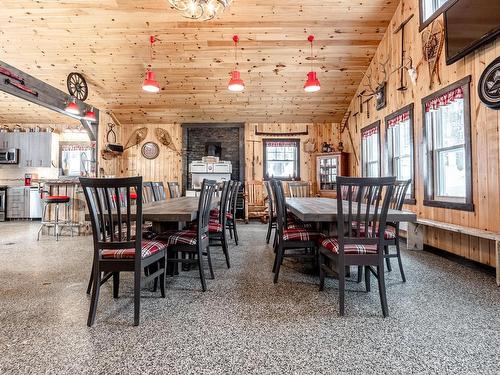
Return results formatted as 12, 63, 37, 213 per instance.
37, 194, 71, 241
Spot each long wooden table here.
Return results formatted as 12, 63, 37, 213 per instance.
286, 197, 417, 223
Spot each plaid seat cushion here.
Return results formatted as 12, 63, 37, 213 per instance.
101, 240, 167, 259
356, 224, 396, 239
210, 208, 219, 218
167, 230, 208, 246
318, 235, 378, 255
209, 222, 223, 233
282, 228, 320, 242
226, 212, 233, 220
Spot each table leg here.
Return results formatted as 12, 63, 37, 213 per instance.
407, 222, 423, 251
496, 240, 499, 287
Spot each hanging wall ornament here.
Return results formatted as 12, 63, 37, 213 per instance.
67, 72, 88, 101
421, 19, 444, 89
141, 142, 160, 159
124, 127, 148, 150
478, 57, 500, 110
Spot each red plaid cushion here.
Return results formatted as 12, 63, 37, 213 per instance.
210, 208, 219, 218
356, 224, 396, 239
226, 212, 233, 220
101, 240, 167, 259
209, 222, 223, 233
282, 228, 320, 242
318, 235, 377, 254
167, 230, 208, 246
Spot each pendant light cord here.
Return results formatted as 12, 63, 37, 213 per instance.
233, 35, 239, 71
149, 36, 155, 70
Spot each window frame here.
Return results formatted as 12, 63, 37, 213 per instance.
384, 103, 416, 205
418, 0, 457, 31
422, 75, 473, 211
262, 138, 301, 181
361, 121, 381, 178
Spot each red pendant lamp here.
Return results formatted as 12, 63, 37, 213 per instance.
228, 35, 245, 92
65, 98, 80, 115
83, 106, 97, 122
142, 36, 160, 93
304, 35, 321, 93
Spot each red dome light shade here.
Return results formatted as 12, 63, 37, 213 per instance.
304, 71, 321, 93
142, 70, 160, 93
228, 70, 245, 92
83, 107, 97, 122
65, 98, 80, 115
228, 35, 245, 92
304, 34, 321, 93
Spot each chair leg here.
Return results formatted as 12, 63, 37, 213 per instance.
233, 220, 239, 245
222, 234, 230, 269
37, 203, 48, 241
266, 221, 272, 244
206, 246, 215, 279
159, 257, 166, 298
365, 266, 371, 292
86, 266, 93, 295
197, 251, 207, 292
55, 203, 60, 241
357, 266, 363, 283
228, 222, 233, 239
396, 241, 406, 282
385, 245, 392, 271
133, 268, 141, 326
273, 245, 284, 284
377, 265, 389, 317
87, 266, 101, 327
112, 272, 120, 298
338, 263, 345, 316
319, 253, 325, 291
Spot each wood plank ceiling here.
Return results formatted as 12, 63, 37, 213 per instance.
0, 0, 398, 124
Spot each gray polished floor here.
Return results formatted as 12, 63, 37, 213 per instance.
1, 221, 499, 374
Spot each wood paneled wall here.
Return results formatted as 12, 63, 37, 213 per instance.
341, 0, 500, 266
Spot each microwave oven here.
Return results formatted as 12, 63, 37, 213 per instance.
0, 148, 19, 164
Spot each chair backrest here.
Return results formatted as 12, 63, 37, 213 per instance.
80, 177, 142, 264
288, 181, 311, 197
167, 181, 181, 199
264, 180, 275, 218
142, 182, 155, 204
151, 181, 167, 201
391, 179, 411, 210
336, 176, 395, 254
217, 180, 233, 225
271, 180, 288, 238
196, 179, 217, 241
228, 180, 241, 219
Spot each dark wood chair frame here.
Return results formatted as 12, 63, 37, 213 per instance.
319, 176, 395, 317
167, 181, 181, 199
152, 181, 167, 201
288, 181, 311, 198
226, 180, 241, 245
166, 179, 217, 292
264, 180, 277, 245
272, 179, 317, 284
81, 177, 167, 326
209, 180, 232, 268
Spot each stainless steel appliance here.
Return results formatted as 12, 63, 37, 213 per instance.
0, 187, 7, 221
0, 148, 19, 164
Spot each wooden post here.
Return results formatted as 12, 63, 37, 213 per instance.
407, 222, 424, 251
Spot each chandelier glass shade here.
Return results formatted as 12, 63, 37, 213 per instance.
168, 0, 232, 21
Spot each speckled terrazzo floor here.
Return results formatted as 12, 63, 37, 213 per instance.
1, 222, 500, 374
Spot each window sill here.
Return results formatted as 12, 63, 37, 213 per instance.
423, 199, 474, 212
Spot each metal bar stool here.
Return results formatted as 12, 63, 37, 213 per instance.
37, 191, 71, 241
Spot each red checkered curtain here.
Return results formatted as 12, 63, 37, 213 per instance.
362, 126, 378, 139
265, 140, 297, 147
425, 87, 464, 112
387, 111, 410, 129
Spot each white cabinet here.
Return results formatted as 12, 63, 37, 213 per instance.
6, 187, 30, 219
0, 132, 58, 168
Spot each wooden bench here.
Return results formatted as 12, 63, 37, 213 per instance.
407, 219, 500, 286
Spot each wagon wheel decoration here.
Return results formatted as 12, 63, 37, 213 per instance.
66, 72, 88, 101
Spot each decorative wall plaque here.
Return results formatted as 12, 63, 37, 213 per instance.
141, 142, 160, 159
478, 57, 500, 110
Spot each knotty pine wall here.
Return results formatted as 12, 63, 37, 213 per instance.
340, 0, 500, 266
117, 122, 340, 194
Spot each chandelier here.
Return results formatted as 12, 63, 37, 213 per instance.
168, 0, 233, 21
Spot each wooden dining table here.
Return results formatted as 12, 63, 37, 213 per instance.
286, 197, 417, 234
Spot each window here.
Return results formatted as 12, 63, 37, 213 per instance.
419, 0, 455, 30
361, 122, 380, 177
385, 104, 415, 204
263, 139, 300, 180
422, 76, 473, 211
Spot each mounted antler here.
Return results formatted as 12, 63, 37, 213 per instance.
361, 54, 397, 110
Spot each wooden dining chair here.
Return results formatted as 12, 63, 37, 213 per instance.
162, 179, 216, 291
318, 176, 395, 317
167, 181, 181, 199
142, 182, 155, 203
208, 180, 232, 268
264, 180, 277, 245
272, 179, 320, 283
244, 180, 267, 222
152, 181, 167, 201
225, 181, 241, 245
81, 177, 168, 326
288, 181, 311, 197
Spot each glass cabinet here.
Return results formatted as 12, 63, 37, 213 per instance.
316, 152, 349, 197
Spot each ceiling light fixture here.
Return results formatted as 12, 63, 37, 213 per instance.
168, 0, 233, 21
65, 98, 80, 115
304, 35, 321, 93
142, 36, 160, 93
228, 35, 245, 92
83, 106, 97, 122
